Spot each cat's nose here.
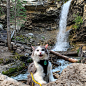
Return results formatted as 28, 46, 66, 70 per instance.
40, 52, 41, 54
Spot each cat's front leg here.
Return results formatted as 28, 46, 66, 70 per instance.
48, 62, 57, 82
34, 72, 47, 84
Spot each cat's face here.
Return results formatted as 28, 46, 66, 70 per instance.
31, 44, 49, 62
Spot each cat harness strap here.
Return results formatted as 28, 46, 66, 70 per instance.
30, 72, 42, 86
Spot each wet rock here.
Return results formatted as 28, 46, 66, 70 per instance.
0, 24, 3, 30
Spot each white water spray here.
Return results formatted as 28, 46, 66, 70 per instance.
53, 0, 72, 51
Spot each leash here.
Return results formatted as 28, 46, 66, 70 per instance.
30, 72, 42, 86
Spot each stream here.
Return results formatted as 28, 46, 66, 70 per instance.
11, 59, 71, 81
11, 56, 80, 81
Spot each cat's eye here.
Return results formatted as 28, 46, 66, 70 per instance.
42, 49, 45, 51
37, 50, 39, 51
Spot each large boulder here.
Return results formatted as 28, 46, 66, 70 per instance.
42, 63, 86, 86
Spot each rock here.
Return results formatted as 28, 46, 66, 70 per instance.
46, 7, 59, 15
83, 4, 86, 27
42, 63, 86, 86
83, 51, 86, 57
0, 24, 3, 30
16, 48, 22, 53
25, 49, 32, 55
25, 33, 34, 38
21, 46, 25, 51
30, 38, 34, 43
0, 73, 29, 86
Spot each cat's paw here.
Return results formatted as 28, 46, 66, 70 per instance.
39, 81, 47, 84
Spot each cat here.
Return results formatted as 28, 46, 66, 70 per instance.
30, 44, 56, 84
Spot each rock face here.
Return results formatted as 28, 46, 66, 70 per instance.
68, 0, 86, 44
0, 73, 29, 86
67, 0, 84, 25
83, 3, 86, 27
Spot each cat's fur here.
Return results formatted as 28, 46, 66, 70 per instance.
31, 44, 56, 84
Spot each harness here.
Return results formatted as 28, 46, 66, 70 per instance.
30, 72, 42, 86
38, 60, 48, 75
30, 60, 48, 86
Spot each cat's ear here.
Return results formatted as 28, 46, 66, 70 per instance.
45, 44, 48, 49
31, 46, 35, 50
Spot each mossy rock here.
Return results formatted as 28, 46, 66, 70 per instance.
0, 58, 3, 64
2, 61, 25, 76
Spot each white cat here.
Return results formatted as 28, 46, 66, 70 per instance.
31, 44, 56, 84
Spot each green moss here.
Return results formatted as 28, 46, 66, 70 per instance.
13, 53, 23, 60
2, 68, 17, 75
77, 49, 79, 54
27, 58, 33, 63
2, 63, 25, 76
0, 58, 3, 64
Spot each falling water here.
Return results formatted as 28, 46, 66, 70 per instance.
53, 0, 72, 51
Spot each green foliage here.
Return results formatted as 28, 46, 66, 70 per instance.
0, 58, 3, 64
2, 68, 17, 75
27, 58, 33, 63
73, 15, 83, 29
77, 49, 79, 54
10, 0, 27, 22
0, 7, 4, 16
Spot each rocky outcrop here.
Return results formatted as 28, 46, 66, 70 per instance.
0, 73, 29, 86
22, 2, 61, 31
68, 0, 86, 45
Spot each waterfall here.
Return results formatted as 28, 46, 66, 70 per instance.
53, 0, 72, 51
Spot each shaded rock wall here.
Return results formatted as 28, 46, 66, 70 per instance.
67, 0, 84, 25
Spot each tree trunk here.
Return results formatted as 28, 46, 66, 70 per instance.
50, 51, 79, 63
7, 0, 11, 50
14, 0, 16, 44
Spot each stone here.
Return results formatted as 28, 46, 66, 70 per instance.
16, 48, 22, 53
0, 24, 3, 30
83, 4, 86, 27
0, 73, 29, 86
25, 33, 34, 38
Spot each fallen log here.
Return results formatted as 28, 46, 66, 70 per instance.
60, 51, 78, 56
50, 50, 79, 63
